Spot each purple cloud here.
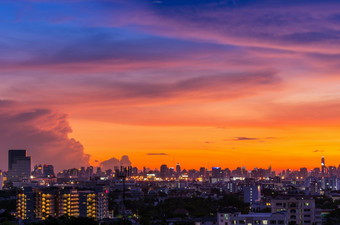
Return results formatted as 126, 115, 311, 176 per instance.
0, 101, 89, 171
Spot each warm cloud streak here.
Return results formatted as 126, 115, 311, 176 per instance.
147, 153, 168, 156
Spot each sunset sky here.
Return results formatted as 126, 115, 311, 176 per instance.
1, 0, 340, 171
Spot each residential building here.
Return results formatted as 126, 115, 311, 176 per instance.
244, 185, 261, 204
271, 196, 321, 225
217, 212, 287, 225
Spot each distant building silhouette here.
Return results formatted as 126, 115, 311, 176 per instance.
176, 163, 181, 174
43, 164, 55, 178
0, 171, 3, 190
160, 164, 168, 180
321, 156, 327, 177
8, 150, 31, 182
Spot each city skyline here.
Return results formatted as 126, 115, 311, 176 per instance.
1, 0, 340, 171
4, 149, 340, 173
2, 151, 339, 225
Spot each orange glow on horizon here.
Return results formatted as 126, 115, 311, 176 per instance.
69, 118, 340, 171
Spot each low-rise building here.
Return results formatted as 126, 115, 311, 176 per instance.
217, 212, 287, 225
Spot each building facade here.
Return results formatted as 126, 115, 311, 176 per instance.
79, 187, 109, 220
217, 212, 287, 225
0, 171, 3, 190
8, 150, 31, 182
17, 187, 35, 220
271, 197, 321, 225
244, 185, 261, 204
17, 186, 108, 221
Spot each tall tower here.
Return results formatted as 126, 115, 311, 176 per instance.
176, 163, 181, 174
8, 150, 31, 182
160, 164, 168, 180
321, 156, 327, 177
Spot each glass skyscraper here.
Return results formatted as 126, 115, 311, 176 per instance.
8, 150, 31, 182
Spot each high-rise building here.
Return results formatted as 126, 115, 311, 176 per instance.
244, 185, 261, 204
0, 171, 3, 191
271, 196, 321, 225
328, 166, 337, 177
79, 167, 86, 179
321, 156, 327, 177
17, 187, 35, 220
35, 188, 56, 220
199, 167, 206, 178
8, 150, 31, 182
32, 165, 43, 178
176, 163, 181, 174
312, 167, 321, 177
17, 187, 108, 221
86, 166, 94, 178
57, 188, 79, 217
79, 191, 96, 219
169, 167, 175, 177
79, 187, 108, 220
132, 167, 138, 176
300, 167, 308, 178
160, 164, 168, 180
212, 167, 222, 178
43, 165, 55, 178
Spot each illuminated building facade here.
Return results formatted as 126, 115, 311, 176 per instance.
57, 188, 79, 217
17, 187, 35, 220
36, 189, 56, 220
79, 188, 108, 220
96, 187, 109, 220
16, 187, 108, 221
79, 191, 96, 219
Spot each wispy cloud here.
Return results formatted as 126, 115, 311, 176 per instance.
313, 149, 325, 152
146, 153, 168, 155
230, 137, 277, 141
233, 137, 259, 141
